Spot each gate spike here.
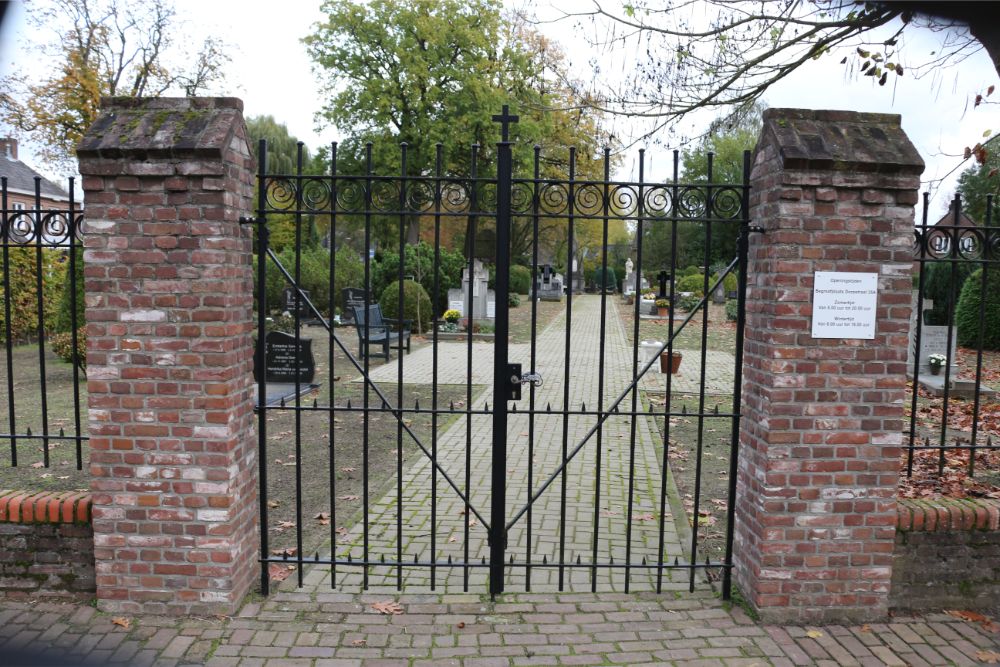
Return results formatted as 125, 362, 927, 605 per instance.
512, 403, 517, 413
26, 427, 31, 436
314, 552, 319, 561
610, 556, 614, 564
59, 427, 65, 437
682, 405, 687, 415
546, 402, 552, 413
450, 401, 455, 411
582, 402, 586, 412
282, 551, 288, 561
509, 554, 514, 563
648, 403, 653, 414
380, 554, 385, 563
481, 557, 486, 565
448, 555, 452, 564
381, 400, 387, 410
542, 555, 547, 564
713, 404, 719, 415
280, 396, 286, 408
576, 555, 581, 565
414, 554, 418, 563
347, 398, 352, 409
347, 553, 352, 562
314, 398, 319, 409
674, 557, 679, 566
414, 399, 420, 411
642, 557, 647, 565
485, 402, 489, 412
614, 405, 620, 413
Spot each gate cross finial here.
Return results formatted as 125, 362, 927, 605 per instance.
492, 104, 519, 142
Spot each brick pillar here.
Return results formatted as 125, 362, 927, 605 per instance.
735, 109, 923, 623
77, 97, 257, 615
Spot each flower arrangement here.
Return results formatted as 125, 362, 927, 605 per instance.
654, 298, 670, 308
928, 353, 947, 369
642, 292, 656, 300
443, 309, 461, 324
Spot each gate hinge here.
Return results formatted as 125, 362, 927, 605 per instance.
748, 224, 766, 234
239, 215, 263, 225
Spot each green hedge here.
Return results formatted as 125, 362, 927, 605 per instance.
955, 268, 1000, 350
675, 273, 706, 296
256, 245, 364, 317
509, 264, 532, 295
379, 279, 433, 334
0, 247, 65, 342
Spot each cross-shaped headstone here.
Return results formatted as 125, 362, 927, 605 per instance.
658, 270, 669, 298
492, 105, 519, 142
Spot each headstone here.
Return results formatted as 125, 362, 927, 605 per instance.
657, 271, 669, 298
462, 259, 491, 319
447, 288, 464, 316
486, 298, 496, 319
254, 331, 316, 383
283, 287, 312, 318
534, 264, 564, 301
341, 287, 367, 321
906, 295, 960, 375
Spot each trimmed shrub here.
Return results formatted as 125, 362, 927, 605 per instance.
955, 268, 1000, 350
0, 247, 66, 342
509, 264, 532, 295
54, 247, 85, 333
509, 292, 521, 308
256, 245, 364, 317
712, 270, 738, 295
679, 265, 701, 278
592, 266, 617, 291
725, 299, 739, 322
379, 279, 433, 334
50, 327, 86, 370
675, 273, 706, 296
921, 261, 975, 325
677, 293, 702, 312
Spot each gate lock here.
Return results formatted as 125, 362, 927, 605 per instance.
507, 363, 543, 401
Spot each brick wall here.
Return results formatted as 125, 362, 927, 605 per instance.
0, 490, 94, 600
891, 498, 1000, 612
735, 109, 924, 623
77, 97, 257, 615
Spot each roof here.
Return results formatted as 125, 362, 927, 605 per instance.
932, 205, 977, 227
0, 152, 70, 202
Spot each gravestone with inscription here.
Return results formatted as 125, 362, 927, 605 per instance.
461, 259, 493, 319
341, 287, 367, 322
254, 331, 316, 384
283, 287, 312, 319
534, 264, 564, 301
906, 295, 959, 376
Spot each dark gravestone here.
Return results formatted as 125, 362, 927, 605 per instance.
283, 287, 311, 318
341, 287, 367, 322
254, 331, 316, 383
657, 270, 669, 299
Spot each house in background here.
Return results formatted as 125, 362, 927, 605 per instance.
0, 137, 73, 210
926, 199, 979, 256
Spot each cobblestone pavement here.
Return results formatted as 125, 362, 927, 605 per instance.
638, 349, 736, 397
330, 294, 691, 592
4, 590, 1000, 666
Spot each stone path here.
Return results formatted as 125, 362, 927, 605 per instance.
4, 591, 999, 666
327, 295, 691, 593
638, 348, 736, 396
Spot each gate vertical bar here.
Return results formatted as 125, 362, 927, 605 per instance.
490, 105, 518, 595
721, 150, 752, 599
33, 179, 50, 465
68, 179, 83, 469
255, 139, 270, 596
2, 178, 17, 467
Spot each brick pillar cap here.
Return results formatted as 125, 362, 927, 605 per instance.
760, 107, 924, 175
77, 96, 248, 160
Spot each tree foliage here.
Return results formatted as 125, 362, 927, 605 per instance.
305, 0, 618, 254
956, 149, 1000, 225
0, 0, 230, 171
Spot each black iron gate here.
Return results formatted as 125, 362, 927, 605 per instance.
246, 108, 751, 597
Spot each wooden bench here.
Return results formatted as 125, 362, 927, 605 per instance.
351, 304, 411, 361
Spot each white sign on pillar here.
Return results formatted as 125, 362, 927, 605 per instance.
811, 271, 879, 340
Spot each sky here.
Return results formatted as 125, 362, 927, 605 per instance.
1, 0, 998, 220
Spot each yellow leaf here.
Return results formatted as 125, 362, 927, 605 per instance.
806, 630, 824, 638
111, 616, 131, 630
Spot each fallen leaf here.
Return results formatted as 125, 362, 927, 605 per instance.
340, 467, 356, 473
338, 495, 360, 501
40, 473, 52, 479
468, 517, 477, 527
352, 639, 366, 646
371, 600, 403, 615
270, 547, 297, 557
860, 624, 872, 633
806, 630, 824, 639
448, 536, 457, 543
976, 649, 1000, 663
634, 513, 655, 522
111, 617, 131, 630
314, 512, 330, 521
30, 461, 44, 468
275, 520, 295, 532
267, 500, 280, 509
457, 622, 466, 629
268, 563, 295, 582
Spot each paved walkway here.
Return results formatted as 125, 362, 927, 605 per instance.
332, 295, 688, 592
3, 591, 999, 666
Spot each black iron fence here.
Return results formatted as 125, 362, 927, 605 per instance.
246, 110, 752, 597
0, 176, 86, 470
907, 193, 999, 489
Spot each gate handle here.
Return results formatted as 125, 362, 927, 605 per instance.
520, 372, 543, 388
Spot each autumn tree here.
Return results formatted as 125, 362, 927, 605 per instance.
0, 0, 229, 171
304, 0, 615, 251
